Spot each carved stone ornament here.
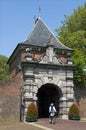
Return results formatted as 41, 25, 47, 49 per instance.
59, 56, 67, 64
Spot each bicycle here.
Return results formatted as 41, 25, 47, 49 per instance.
49, 113, 57, 124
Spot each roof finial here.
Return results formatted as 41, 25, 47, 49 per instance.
38, 6, 41, 17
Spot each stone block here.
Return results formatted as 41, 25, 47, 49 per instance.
66, 94, 74, 99
63, 102, 67, 107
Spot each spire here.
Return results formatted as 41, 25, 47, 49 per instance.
33, 6, 41, 25
26, 18, 73, 51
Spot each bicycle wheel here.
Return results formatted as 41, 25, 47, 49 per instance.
52, 116, 56, 124
49, 116, 52, 123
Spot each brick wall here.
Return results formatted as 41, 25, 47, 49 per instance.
0, 72, 23, 122
74, 86, 86, 118
0, 71, 86, 122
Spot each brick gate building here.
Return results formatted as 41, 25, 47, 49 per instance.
1, 17, 86, 122
8, 17, 74, 120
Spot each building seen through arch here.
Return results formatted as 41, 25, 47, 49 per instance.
7, 17, 75, 121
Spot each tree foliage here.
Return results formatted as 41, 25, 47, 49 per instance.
56, 3, 86, 87
0, 55, 9, 80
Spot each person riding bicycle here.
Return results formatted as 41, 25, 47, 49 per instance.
49, 103, 57, 124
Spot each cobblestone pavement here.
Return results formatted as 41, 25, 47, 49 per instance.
0, 118, 86, 130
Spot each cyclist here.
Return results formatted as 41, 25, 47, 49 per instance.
49, 103, 57, 124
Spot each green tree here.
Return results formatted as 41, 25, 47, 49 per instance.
56, 3, 86, 87
0, 55, 9, 80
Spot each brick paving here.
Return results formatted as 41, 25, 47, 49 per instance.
34, 118, 86, 130
0, 118, 86, 130
0, 122, 44, 130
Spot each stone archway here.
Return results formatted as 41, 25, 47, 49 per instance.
37, 83, 62, 118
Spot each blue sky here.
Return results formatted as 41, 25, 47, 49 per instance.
0, 0, 86, 57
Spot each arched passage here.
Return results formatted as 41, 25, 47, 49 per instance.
37, 83, 62, 118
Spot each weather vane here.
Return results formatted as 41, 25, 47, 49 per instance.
39, 6, 41, 17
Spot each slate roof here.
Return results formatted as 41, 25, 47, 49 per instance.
22, 17, 72, 50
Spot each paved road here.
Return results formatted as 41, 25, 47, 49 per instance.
0, 122, 44, 130
35, 118, 86, 130
0, 118, 86, 130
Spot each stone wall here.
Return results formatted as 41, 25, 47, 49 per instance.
21, 60, 74, 120
0, 72, 23, 122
